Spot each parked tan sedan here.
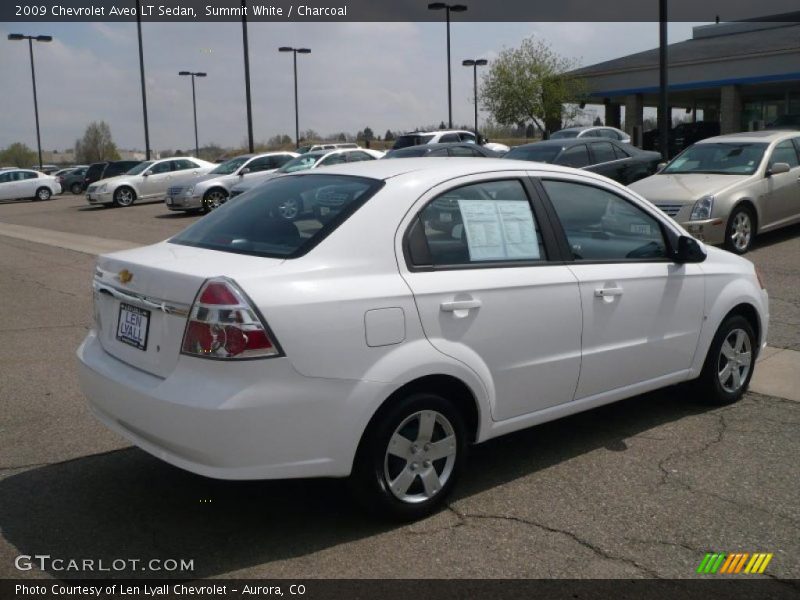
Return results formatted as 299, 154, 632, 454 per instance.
630, 131, 800, 253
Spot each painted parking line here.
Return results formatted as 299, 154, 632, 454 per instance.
0, 222, 140, 256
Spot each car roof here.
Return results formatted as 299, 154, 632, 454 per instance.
400, 130, 473, 136
698, 131, 797, 144
511, 138, 615, 149
290, 156, 609, 182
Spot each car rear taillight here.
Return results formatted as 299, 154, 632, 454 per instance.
181, 278, 280, 360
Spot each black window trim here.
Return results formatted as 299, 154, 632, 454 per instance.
402, 176, 569, 272
534, 176, 683, 265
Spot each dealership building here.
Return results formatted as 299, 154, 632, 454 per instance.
574, 18, 800, 144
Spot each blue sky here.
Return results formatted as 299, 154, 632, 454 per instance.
0, 22, 700, 152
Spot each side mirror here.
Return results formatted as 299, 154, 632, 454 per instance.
142, 171, 149, 177
239, 167, 250, 176
675, 235, 706, 263
767, 162, 790, 176
657, 162, 667, 172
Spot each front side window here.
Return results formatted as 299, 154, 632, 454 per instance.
171, 174, 383, 258
542, 180, 668, 261
147, 161, 172, 175
410, 180, 545, 267
769, 140, 800, 168
556, 145, 591, 168
246, 156, 275, 172
319, 153, 347, 166
438, 133, 460, 143
459, 132, 477, 143
125, 161, 151, 176
210, 156, 249, 175
172, 159, 199, 171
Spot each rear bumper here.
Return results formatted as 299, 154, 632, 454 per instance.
77, 330, 388, 480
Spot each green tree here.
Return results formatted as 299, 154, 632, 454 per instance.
74, 121, 120, 163
0, 142, 37, 167
481, 37, 586, 137
593, 116, 603, 126
384, 129, 394, 142
363, 127, 374, 142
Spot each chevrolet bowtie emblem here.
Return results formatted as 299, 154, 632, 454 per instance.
118, 269, 133, 284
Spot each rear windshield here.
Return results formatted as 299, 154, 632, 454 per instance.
505, 145, 562, 163
170, 174, 384, 258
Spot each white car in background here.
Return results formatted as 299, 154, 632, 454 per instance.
392, 130, 510, 154
165, 151, 298, 213
85, 157, 215, 208
0, 169, 61, 201
550, 126, 631, 144
78, 158, 767, 520
228, 148, 384, 219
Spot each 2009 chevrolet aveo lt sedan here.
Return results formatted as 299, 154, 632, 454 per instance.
78, 158, 768, 520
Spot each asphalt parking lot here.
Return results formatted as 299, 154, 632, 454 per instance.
0, 193, 799, 581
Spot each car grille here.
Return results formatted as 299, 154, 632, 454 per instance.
656, 204, 682, 218
167, 186, 185, 196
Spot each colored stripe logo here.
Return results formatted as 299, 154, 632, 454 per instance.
697, 552, 773, 574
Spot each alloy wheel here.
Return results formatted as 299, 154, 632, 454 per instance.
37, 188, 51, 201
115, 188, 134, 207
717, 328, 752, 393
204, 190, 226, 211
729, 211, 752, 252
383, 409, 457, 504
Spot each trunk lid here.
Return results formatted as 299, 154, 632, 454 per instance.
93, 241, 283, 377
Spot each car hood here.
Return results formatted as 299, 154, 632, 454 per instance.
94, 174, 141, 188
629, 173, 752, 204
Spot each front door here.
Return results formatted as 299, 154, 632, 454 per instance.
399, 175, 582, 421
140, 161, 173, 198
539, 177, 705, 400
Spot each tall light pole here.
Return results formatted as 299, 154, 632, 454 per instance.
178, 71, 207, 158
462, 59, 487, 140
278, 47, 311, 148
428, 2, 467, 129
7, 33, 52, 170
241, 0, 254, 153
658, 0, 670, 158
135, 0, 151, 160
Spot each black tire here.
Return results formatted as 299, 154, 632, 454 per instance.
693, 315, 756, 406
34, 187, 51, 201
202, 188, 227, 213
350, 391, 468, 521
724, 205, 755, 254
70, 182, 83, 195
112, 186, 136, 207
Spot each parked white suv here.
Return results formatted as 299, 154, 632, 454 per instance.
0, 169, 61, 201
78, 158, 768, 520
85, 157, 215, 207
165, 152, 298, 213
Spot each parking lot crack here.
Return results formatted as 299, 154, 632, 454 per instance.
449, 505, 661, 577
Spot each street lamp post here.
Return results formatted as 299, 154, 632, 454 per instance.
241, 0, 254, 153
7, 33, 52, 170
279, 47, 311, 148
135, 0, 151, 160
178, 71, 207, 158
462, 59, 487, 140
428, 2, 467, 129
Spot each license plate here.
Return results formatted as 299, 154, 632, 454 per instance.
439, 212, 452, 223
165, 197, 173, 205
116, 303, 151, 351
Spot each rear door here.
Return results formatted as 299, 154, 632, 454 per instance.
538, 176, 705, 399
586, 141, 627, 182
399, 174, 582, 421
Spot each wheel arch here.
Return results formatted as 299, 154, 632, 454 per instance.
204, 186, 228, 198
729, 198, 760, 233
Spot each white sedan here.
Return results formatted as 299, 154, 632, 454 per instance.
85, 157, 215, 207
77, 158, 768, 520
165, 151, 298, 213
0, 169, 61, 201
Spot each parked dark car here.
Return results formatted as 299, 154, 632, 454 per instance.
765, 114, 800, 131
83, 160, 141, 189
384, 142, 501, 159
644, 121, 720, 155
504, 138, 662, 185
57, 166, 88, 194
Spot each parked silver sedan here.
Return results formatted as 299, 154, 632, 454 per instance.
630, 131, 800, 253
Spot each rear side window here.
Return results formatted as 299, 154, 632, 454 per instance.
170, 174, 384, 258
409, 180, 545, 267
613, 144, 631, 159
556, 145, 591, 168
591, 142, 617, 163
542, 180, 667, 261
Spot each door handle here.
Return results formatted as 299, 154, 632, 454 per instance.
440, 299, 482, 312
594, 287, 623, 298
